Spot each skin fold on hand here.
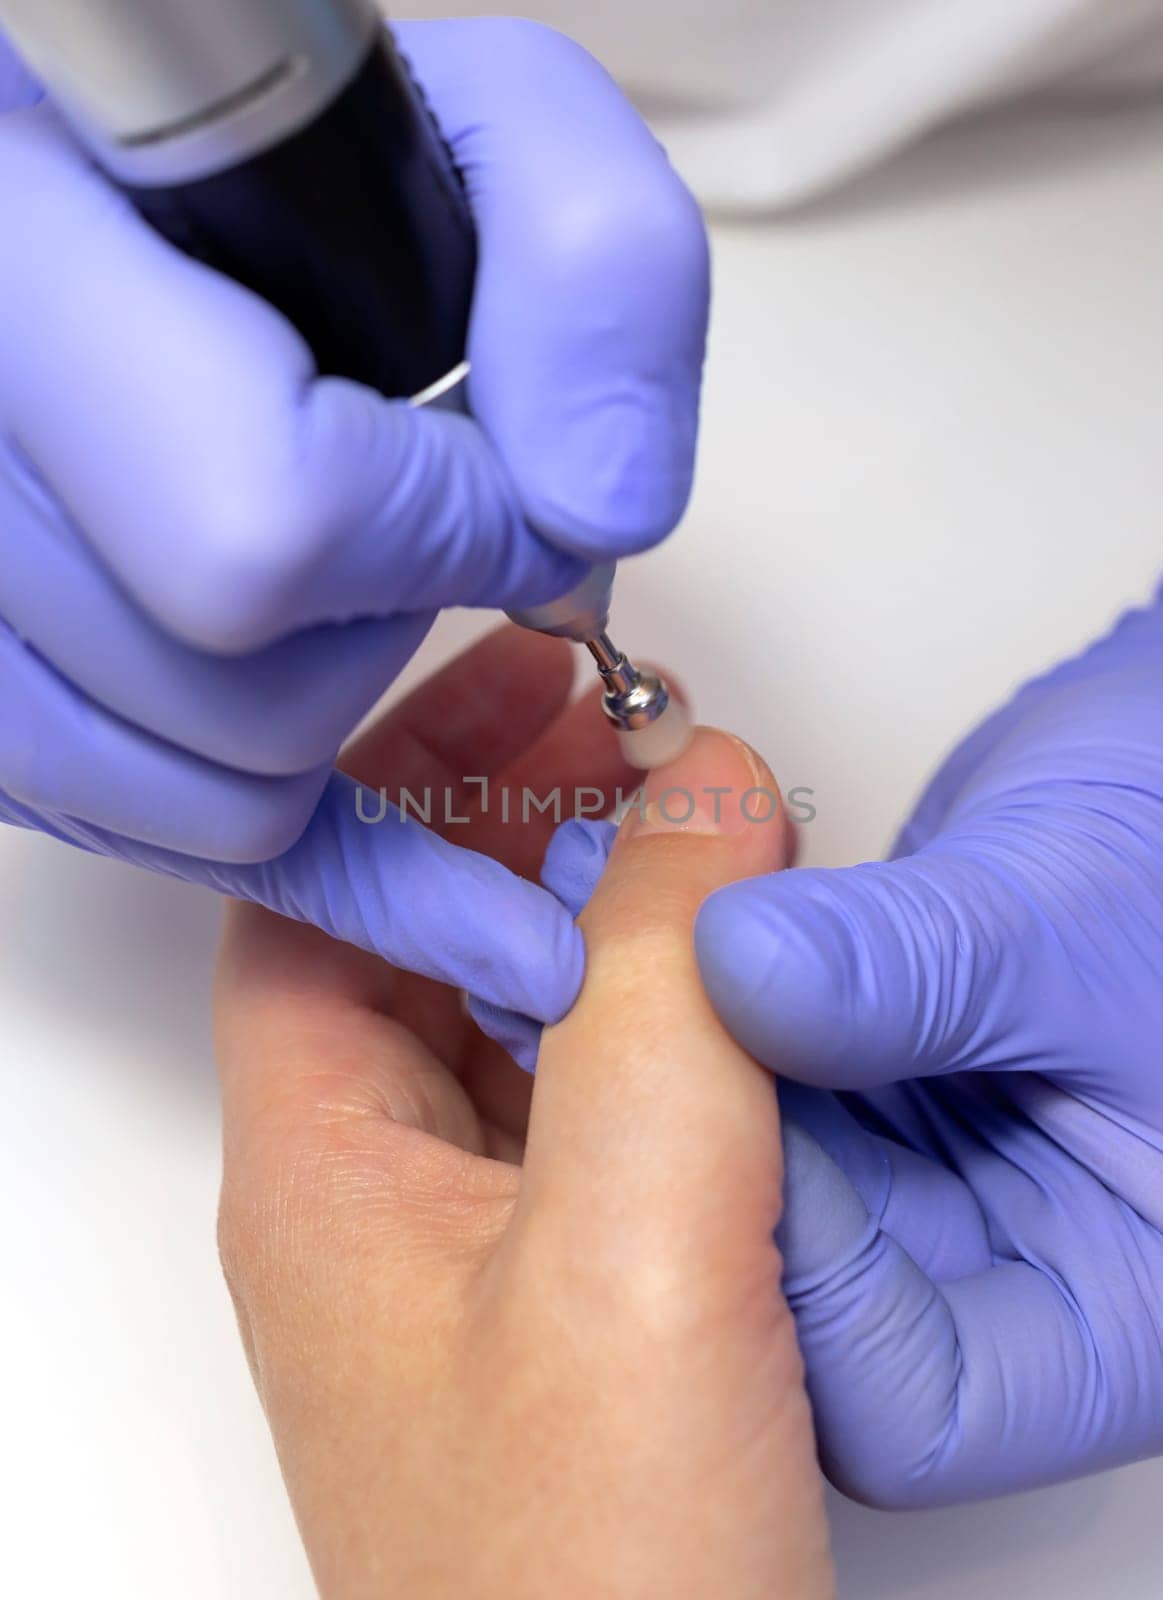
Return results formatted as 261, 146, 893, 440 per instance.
214, 627, 834, 1600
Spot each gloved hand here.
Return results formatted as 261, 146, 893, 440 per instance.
537, 591, 1163, 1506
0, 21, 707, 1023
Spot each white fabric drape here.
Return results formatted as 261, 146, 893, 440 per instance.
399, 2, 1163, 208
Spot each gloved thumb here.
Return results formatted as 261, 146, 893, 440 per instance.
777, 1120, 961, 1506
778, 1118, 1125, 1506
518, 730, 791, 1259
695, 850, 1035, 1091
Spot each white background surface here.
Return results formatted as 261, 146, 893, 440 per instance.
4, 94, 1163, 1597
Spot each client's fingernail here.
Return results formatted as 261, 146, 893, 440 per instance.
620, 729, 782, 840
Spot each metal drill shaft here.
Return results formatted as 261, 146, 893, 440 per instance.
585, 632, 671, 732
585, 632, 637, 694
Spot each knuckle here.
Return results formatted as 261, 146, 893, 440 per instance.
515, 1208, 732, 1344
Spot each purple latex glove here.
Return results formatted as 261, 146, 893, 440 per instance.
0, 21, 708, 1019
696, 590, 1163, 1506
531, 593, 1163, 1505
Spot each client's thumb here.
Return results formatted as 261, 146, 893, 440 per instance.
520, 729, 791, 1261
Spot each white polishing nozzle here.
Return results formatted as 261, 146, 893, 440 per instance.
585, 633, 693, 771
617, 696, 694, 771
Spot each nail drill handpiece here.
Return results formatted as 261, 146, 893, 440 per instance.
0, 0, 685, 749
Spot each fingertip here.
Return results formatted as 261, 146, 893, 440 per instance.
465, 994, 542, 1075
694, 875, 855, 1081
694, 885, 774, 1064
540, 818, 617, 917
569, 727, 791, 1032
777, 1122, 875, 1282
613, 727, 787, 861
494, 879, 587, 1024
511, 386, 700, 561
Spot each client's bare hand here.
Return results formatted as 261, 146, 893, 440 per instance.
215, 627, 834, 1600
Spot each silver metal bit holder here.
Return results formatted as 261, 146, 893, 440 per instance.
585, 633, 672, 733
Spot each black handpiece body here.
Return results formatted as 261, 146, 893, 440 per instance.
0, 0, 476, 399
